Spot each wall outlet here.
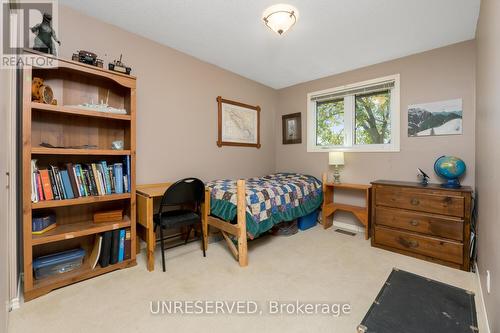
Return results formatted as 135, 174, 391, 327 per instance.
486, 270, 491, 294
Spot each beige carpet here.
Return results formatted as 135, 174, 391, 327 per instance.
9, 226, 487, 333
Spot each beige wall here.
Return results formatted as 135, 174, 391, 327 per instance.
58, 5, 277, 184
275, 41, 476, 226
0, 68, 13, 333
476, 0, 499, 331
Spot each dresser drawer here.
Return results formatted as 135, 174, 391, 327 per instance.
375, 186, 465, 217
376, 207, 464, 241
374, 226, 463, 264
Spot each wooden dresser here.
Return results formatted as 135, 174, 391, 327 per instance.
371, 180, 472, 271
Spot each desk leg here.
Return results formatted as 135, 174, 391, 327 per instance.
137, 193, 155, 271
146, 222, 155, 271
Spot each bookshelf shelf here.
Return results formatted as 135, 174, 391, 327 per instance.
32, 193, 131, 209
22, 52, 137, 301
31, 102, 131, 121
32, 217, 131, 245
32, 147, 131, 156
28, 259, 136, 301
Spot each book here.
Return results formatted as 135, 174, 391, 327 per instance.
91, 164, 102, 196
100, 161, 112, 194
32, 214, 56, 234
110, 229, 120, 265
113, 163, 124, 194
85, 164, 99, 196
96, 165, 106, 196
60, 170, 74, 199
89, 235, 103, 270
118, 229, 125, 262
38, 169, 53, 200
124, 228, 131, 260
124, 155, 131, 193
99, 231, 112, 268
48, 169, 60, 200
66, 163, 80, 198
31, 159, 38, 202
36, 172, 44, 201
75, 164, 88, 196
108, 166, 115, 193
123, 175, 129, 193
32, 223, 57, 235
54, 166, 66, 200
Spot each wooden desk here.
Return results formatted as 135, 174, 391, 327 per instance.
321, 176, 372, 240
136, 183, 209, 271
136, 183, 171, 271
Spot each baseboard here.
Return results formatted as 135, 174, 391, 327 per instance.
332, 220, 365, 234
9, 274, 21, 310
475, 263, 491, 333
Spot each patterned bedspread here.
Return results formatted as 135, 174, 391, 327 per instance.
206, 173, 323, 238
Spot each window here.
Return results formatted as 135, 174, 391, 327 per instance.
307, 75, 400, 152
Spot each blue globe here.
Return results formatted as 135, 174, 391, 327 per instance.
434, 156, 466, 188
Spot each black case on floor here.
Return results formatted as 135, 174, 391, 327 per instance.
357, 268, 478, 333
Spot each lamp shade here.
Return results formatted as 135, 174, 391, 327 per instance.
329, 152, 345, 166
262, 4, 299, 36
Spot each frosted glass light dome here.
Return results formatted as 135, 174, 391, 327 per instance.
262, 4, 299, 36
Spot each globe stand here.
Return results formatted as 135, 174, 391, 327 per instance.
441, 178, 461, 189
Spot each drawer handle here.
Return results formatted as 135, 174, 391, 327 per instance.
399, 237, 419, 249
409, 240, 419, 248
410, 198, 420, 206
410, 219, 419, 226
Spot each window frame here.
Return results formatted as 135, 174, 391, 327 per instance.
307, 74, 400, 153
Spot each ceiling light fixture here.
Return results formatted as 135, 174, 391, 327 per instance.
262, 4, 299, 36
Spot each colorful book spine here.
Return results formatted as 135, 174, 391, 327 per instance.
39, 169, 53, 200
124, 155, 131, 193
118, 229, 125, 262
113, 163, 124, 194
60, 170, 74, 199
36, 172, 44, 201
48, 169, 60, 200
100, 161, 112, 194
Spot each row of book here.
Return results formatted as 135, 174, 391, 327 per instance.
90, 228, 131, 269
31, 156, 131, 202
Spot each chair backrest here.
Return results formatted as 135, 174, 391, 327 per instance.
160, 178, 205, 208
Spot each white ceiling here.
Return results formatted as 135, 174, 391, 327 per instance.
60, 0, 480, 89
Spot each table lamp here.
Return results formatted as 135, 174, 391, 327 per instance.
329, 152, 345, 184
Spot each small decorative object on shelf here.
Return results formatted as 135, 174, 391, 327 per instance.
32, 213, 56, 235
434, 155, 466, 188
417, 168, 430, 186
111, 140, 124, 150
328, 152, 344, 184
33, 248, 85, 280
72, 50, 103, 68
30, 13, 61, 56
93, 210, 123, 224
32, 77, 57, 105
108, 54, 132, 75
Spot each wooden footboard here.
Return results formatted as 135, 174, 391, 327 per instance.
204, 179, 248, 267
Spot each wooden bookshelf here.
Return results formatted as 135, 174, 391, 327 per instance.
22, 52, 137, 301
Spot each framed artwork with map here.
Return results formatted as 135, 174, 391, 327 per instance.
217, 96, 261, 148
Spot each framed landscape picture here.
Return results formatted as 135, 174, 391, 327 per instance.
282, 112, 302, 144
408, 98, 463, 137
216, 96, 261, 148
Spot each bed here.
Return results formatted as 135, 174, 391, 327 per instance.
201, 173, 323, 267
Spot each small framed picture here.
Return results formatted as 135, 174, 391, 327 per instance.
282, 112, 302, 144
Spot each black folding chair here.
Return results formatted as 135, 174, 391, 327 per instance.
153, 178, 206, 272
